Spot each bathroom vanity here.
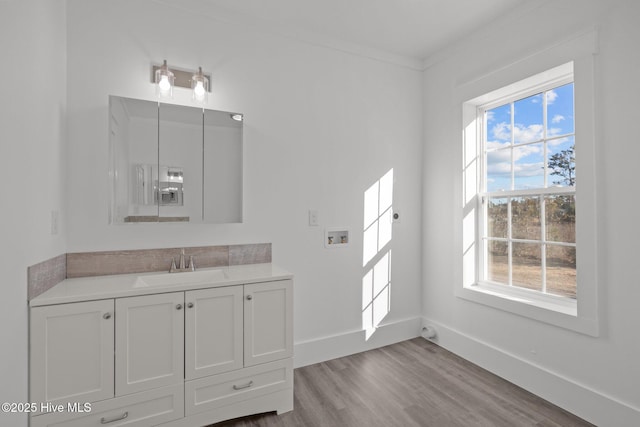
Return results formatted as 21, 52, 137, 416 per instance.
28, 263, 293, 427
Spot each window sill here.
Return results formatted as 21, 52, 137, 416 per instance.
456, 283, 598, 336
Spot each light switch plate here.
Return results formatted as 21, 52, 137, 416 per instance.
308, 210, 319, 226
51, 210, 59, 235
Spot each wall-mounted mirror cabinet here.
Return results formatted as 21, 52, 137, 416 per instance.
109, 96, 243, 224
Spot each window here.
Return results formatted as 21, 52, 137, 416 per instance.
458, 55, 598, 336
481, 80, 576, 300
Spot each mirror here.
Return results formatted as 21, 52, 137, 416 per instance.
109, 96, 243, 223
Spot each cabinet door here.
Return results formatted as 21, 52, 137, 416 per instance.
185, 286, 243, 380
30, 300, 114, 407
115, 292, 184, 396
244, 280, 293, 367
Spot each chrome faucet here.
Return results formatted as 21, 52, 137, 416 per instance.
170, 249, 196, 273
179, 248, 186, 270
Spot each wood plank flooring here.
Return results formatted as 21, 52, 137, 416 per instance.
209, 338, 593, 427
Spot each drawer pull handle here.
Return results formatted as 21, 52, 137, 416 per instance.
103, 312, 111, 320
100, 411, 128, 424
233, 380, 254, 390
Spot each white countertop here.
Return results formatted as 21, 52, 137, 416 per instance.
30, 263, 293, 307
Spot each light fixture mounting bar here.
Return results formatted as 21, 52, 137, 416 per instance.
151, 64, 212, 92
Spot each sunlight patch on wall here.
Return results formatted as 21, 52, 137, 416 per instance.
362, 169, 393, 340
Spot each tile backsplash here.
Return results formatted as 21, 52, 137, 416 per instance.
28, 243, 271, 300
27, 254, 67, 300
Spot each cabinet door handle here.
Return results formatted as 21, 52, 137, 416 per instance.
176, 304, 183, 310
232, 380, 254, 390
246, 295, 253, 301
100, 411, 128, 424
187, 302, 194, 308
103, 312, 111, 320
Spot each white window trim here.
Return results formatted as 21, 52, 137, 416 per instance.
455, 30, 599, 337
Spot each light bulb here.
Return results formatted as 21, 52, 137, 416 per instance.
193, 81, 205, 100
191, 67, 208, 103
158, 75, 171, 93
155, 60, 174, 99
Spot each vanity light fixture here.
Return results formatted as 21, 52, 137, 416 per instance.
154, 59, 175, 99
230, 113, 243, 122
151, 61, 212, 103
191, 67, 209, 104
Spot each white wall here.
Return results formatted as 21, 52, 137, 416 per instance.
15, 1, 637, 425
422, 0, 640, 425
0, 1, 67, 426
65, 0, 423, 366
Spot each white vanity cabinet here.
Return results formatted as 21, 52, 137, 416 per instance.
30, 300, 115, 407
244, 280, 294, 366
29, 266, 293, 427
185, 286, 244, 380
183, 280, 293, 420
115, 292, 185, 396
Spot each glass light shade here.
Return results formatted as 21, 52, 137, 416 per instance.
191, 67, 209, 103
155, 60, 174, 99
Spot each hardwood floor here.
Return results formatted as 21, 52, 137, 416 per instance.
210, 338, 593, 427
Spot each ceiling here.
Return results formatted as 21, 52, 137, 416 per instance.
156, 0, 529, 67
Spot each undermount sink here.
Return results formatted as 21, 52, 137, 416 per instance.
134, 269, 228, 287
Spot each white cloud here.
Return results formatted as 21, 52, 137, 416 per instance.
514, 162, 544, 178
491, 122, 511, 141
486, 143, 543, 181
551, 114, 565, 123
487, 140, 510, 151
487, 162, 511, 174
530, 94, 543, 104
513, 144, 542, 160
513, 123, 543, 143
491, 121, 550, 144
548, 136, 570, 148
546, 90, 558, 104
486, 146, 512, 181
547, 127, 563, 137
487, 161, 544, 179
487, 147, 510, 163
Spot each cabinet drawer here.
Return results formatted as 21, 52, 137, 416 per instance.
185, 358, 293, 416
30, 384, 183, 427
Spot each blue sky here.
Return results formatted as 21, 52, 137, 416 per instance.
486, 83, 574, 192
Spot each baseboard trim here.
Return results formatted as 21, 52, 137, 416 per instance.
293, 316, 422, 368
421, 317, 640, 426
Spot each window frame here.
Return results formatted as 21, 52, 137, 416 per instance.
477, 77, 576, 301
456, 41, 599, 337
